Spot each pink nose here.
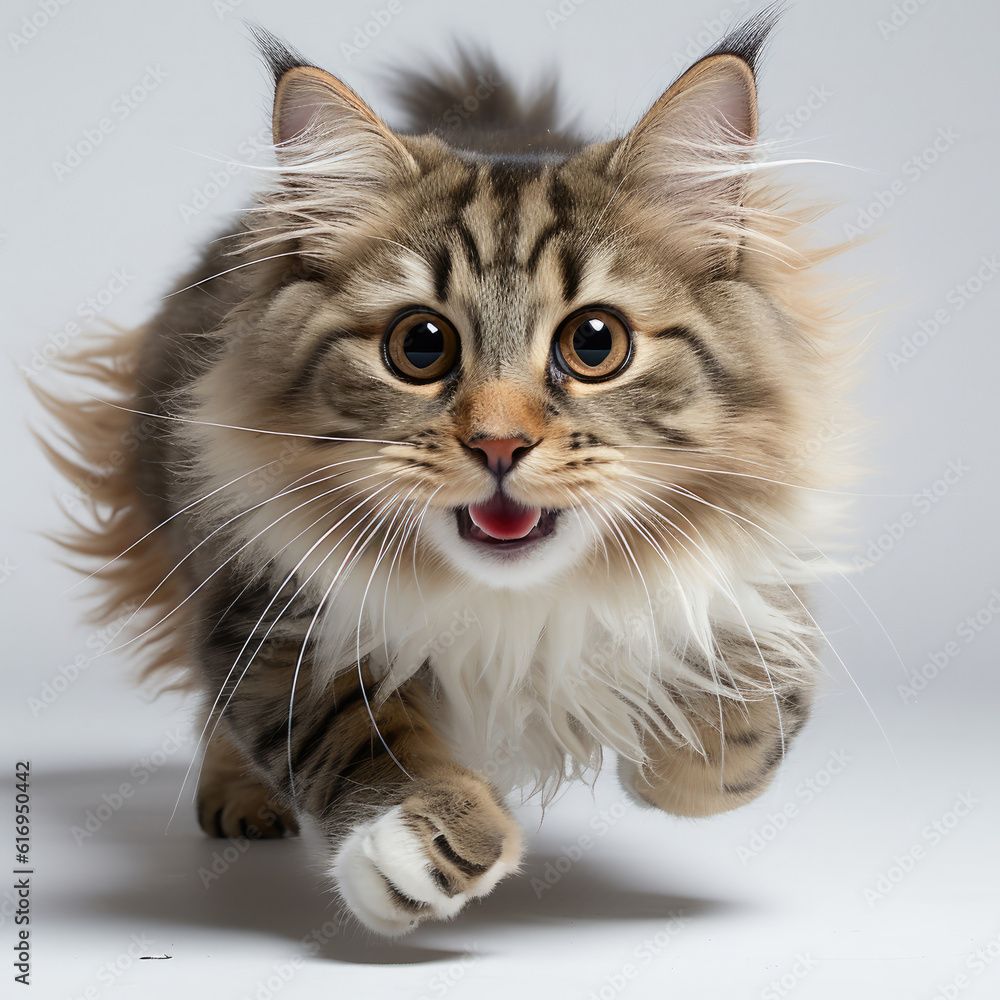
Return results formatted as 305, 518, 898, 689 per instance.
466, 436, 534, 478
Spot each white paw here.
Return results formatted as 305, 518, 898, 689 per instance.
330, 804, 522, 936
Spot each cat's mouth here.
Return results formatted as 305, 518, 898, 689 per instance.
455, 492, 557, 550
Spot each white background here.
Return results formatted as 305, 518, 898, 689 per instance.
2, 0, 999, 997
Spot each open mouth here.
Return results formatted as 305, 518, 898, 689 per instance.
456, 492, 558, 550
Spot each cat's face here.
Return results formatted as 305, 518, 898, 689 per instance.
192, 56, 834, 595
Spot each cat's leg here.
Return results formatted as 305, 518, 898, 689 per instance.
198, 611, 522, 936
620, 680, 813, 818
196, 726, 300, 839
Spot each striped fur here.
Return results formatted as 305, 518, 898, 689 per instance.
35, 11, 857, 935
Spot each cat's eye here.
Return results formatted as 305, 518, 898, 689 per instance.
552, 307, 632, 382
383, 309, 460, 384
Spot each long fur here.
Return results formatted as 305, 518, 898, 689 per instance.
33, 14, 861, 936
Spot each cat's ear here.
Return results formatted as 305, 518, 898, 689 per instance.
614, 51, 758, 211
610, 15, 777, 273
245, 28, 417, 261
250, 26, 415, 174
271, 64, 416, 172
630, 52, 757, 160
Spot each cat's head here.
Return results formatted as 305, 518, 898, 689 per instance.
190, 19, 844, 600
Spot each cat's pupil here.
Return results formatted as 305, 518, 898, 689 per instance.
572, 319, 612, 367
403, 321, 444, 369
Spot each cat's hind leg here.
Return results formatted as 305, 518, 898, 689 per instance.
196, 727, 300, 840
620, 685, 812, 818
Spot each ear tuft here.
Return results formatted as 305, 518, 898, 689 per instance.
704, 1, 782, 80
247, 23, 314, 86
607, 7, 785, 276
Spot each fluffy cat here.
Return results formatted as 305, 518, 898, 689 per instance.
37, 11, 852, 936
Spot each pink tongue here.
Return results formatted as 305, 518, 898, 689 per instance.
469, 494, 541, 540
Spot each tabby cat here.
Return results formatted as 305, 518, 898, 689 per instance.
38, 12, 851, 935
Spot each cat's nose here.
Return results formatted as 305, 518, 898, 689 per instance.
464, 436, 538, 479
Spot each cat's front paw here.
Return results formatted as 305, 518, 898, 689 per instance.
331, 775, 523, 936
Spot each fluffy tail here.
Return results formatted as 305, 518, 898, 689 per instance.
387, 49, 563, 137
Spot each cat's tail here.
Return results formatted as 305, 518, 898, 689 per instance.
386, 48, 562, 137
29, 328, 194, 692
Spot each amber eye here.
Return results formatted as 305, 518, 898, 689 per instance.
553, 307, 632, 382
383, 310, 460, 383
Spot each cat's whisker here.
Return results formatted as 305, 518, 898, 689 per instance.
580, 492, 654, 668
631, 514, 787, 760
66, 453, 383, 594
623, 474, 900, 764
201, 472, 390, 647
188, 476, 417, 812
277, 491, 414, 802
408, 487, 444, 610
604, 483, 783, 728
345, 486, 429, 792
578, 493, 636, 587
623, 457, 877, 497
625, 480, 867, 760
588, 494, 686, 699
579, 173, 629, 256
162, 251, 307, 297
279, 485, 425, 797
79, 396, 409, 446
199, 478, 407, 741
612, 443, 794, 474
105, 470, 390, 667
378, 494, 432, 671
604, 492, 740, 708
172, 476, 406, 822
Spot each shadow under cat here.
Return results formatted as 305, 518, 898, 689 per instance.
26, 766, 744, 966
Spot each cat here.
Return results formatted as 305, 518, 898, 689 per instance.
36, 9, 852, 936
